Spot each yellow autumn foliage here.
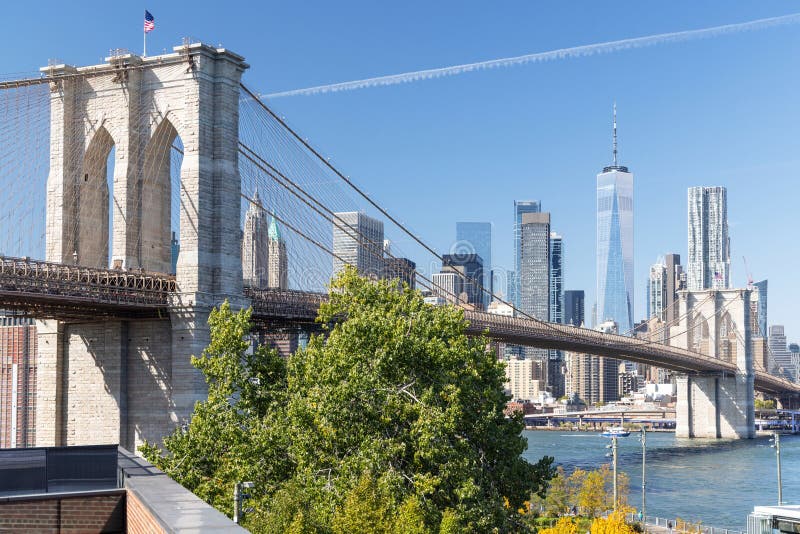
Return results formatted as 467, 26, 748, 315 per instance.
539, 516, 578, 534
589, 510, 636, 534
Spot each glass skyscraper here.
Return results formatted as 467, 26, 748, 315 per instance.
512, 200, 541, 307
564, 290, 585, 327
455, 222, 491, 306
596, 109, 634, 335
549, 233, 563, 324
520, 212, 550, 321
549, 232, 564, 397
520, 212, 550, 383
687, 186, 730, 291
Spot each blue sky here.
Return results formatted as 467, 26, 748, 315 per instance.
6, 2, 800, 338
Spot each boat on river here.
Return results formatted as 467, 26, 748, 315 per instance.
601, 426, 631, 437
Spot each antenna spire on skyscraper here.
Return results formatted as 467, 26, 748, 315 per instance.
613, 102, 618, 167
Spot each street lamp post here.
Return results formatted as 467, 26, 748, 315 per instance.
640, 426, 647, 531
234, 481, 255, 524
770, 432, 782, 505
605, 436, 618, 510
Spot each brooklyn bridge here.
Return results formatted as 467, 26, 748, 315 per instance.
0, 42, 797, 451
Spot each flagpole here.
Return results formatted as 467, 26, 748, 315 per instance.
143, 21, 147, 57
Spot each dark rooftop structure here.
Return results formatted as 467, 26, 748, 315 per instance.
0, 444, 247, 533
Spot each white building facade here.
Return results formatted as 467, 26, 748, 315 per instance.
687, 186, 730, 291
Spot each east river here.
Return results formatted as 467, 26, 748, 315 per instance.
522, 430, 799, 531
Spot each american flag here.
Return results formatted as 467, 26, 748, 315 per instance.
144, 10, 155, 33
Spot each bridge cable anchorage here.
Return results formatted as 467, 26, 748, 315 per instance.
239, 83, 563, 329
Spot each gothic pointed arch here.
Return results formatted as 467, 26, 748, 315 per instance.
718, 311, 738, 363
78, 125, 115, 267
689, 311, 710, 355
140, 117, 181, 273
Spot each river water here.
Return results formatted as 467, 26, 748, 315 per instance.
522, 430, 799, 531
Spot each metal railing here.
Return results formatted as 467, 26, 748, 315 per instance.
245, 289, 800, 394
627, 513, 745, 534
0, 444, 120, 496
0, 262, 796, 394
245, 287, 326, 322
0, 256, 175, 312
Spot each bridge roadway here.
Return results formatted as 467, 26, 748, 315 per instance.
1, 256, 798, 396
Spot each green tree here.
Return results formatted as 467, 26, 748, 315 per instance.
542, 466, 572, 517
755, 398, 776, 410
143, 268, 555, 532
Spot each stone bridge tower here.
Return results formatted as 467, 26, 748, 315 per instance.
671, 288, 755, 438
36, 43, 248, 451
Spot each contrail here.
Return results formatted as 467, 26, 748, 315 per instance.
264, 12, 800, 98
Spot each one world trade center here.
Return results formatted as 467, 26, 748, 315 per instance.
596, 104, 633, 335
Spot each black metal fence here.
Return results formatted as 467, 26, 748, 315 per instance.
0, 444, 119, 496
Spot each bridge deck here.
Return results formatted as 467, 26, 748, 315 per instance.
0, 256, 175, 319
0, 257, 796, 395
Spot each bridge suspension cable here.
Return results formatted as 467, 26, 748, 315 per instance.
239, 83, 568, 331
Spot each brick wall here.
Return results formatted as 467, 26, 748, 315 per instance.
0, 492, 125, 533
0, 322, 37, 447
125, 489, 166, 534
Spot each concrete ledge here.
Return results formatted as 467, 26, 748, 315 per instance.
119, 449, 247, 533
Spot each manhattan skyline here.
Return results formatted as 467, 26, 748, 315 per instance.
2, 2, 800, 336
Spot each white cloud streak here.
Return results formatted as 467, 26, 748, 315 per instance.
263, 12, 800, 99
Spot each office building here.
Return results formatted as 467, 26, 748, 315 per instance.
332, 211, 384, 279
790, 344, 800, 382
431, 272, 463, 304
687, 186, 730, 290
596, 106, 634, 334
504, 359, 543, 402
519, 212, 550, 321
618, 365, 643, 398
564, 321, 621, 405
455, 222, 492, 305
564, 290, 585, 327
648, 261, 667, 321
384, 257, 416, 289
549, 233, 564, 324
241, 190, 269, 288
267, 216, 288, 290
753, 280, 767, 338
519, 212, 551, 387
442, 253, 484, 309
0, 314, 36, 448
548, 232, 564, 396
512, 200, 541, 307
664, 253, 685, 324
768, 325, 796, 381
